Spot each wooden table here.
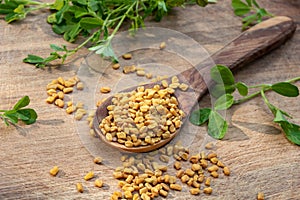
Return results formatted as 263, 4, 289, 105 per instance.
1, 0, 299, 199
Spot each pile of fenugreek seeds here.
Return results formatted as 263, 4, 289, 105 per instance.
98, 75, 188, 147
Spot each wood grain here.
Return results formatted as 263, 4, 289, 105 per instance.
0, 0, 300, 199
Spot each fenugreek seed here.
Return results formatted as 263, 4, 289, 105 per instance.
159, 155, 169, 163
181, 174, 190, 183
198, 175, 205, 183
203, 187, 213, 195
171, 76, 179, 83
179, 83, 189, 91
176, 170, 184, 178
223, 166, 230, 176
141, 193, 151, 200
133, 193, 139, 200
190, 188, 201, 195
207, 152, 217, 159
166, 146, 173, 156
95, 179, 103, 188
192, 181, 201, 188
145, 73, 153, 79
66, 105, 76, 114
174, 154, 181, 161
84, 171, 94, 181
46, 83, 58, 90
57, 84, 64, 91
205, 142, 214, 149
257, 192, 264, 200
139, 186, 148, 195
200, 159, 208, 168
63, 87, 73, 94
49, 166, 59, 176
158, 189, 168, 197
57, 77, 65, 85
217, 160, 225, 168
89, 129, 95, 136
122, 53, 132, 59
185, 168, 195, 177
46, 96, 56, 104
67, 101, 73, 107
76, 182, 83, 193
208, 165, 219, 172
158, 165, 167, 172
76, 82, 84, 90
57, 91, 64, 100
179, 152, 189, 161
210, 157, 219, 164
136, 70, 146, 76
100, 87, 111, 93
159, 42, 166, 50
75, 112, 83, 120
47, 89, 56, 96
113, 191, 123, 198
205, 177, 211, 186
211, 171, 219, 178
113, 171, 124, 179
170, 184, 182, 191
189, 155, 199, 164
64, 80, 76, 87
112, 63, 120, 70
174, 161, 181, 170
54, 99, 64, 108
191, 164, 201, 172
93, 157, 103, 164
124, 190, 133, 199
161, 80, 168, 88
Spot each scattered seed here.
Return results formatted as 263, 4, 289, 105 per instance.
122, 53, 132, 60
84, 171, 94, 181
257, 192, 264, 200
49, 166, 59, 176
190, 188, 201, 195
76, 182, 83, 193
170, 184, 182, 191
112, 63, 120, 70
95, 179, 103, 188
93, 157, 103, 164
159, 42, 166, 50
77, 82, 84, 90
100, 87, 111, 93
223, 166, 230, 176
203, 187, 213, 195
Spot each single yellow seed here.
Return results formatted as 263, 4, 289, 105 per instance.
67, 101, 73, 107
217, 160, 225, 168
49, 166, 59, 176
191, 164, 201, 172
223, 166, 230, 176
190, 188, 201, 195
46, 96, 55, 104
205, 177, 211, 186
47, 89, 56, 96
205, 142, 214, 149
57, 77, 65, 86
145, 73, 153, 79
136, 70, 146, 76
76, 82, 84, 90
46, 83, 57, 90
66, 105, 76, 114
57, 91, 64, 100
159, 189, 168, 197
207, 152, 217, 159
210, 157, 219, 164
63, 87, 73, 94
174, 161, 181, 170
112, 63, 120, 70
159, 42, 166, 50
84, 171, 94, 181
54, 99, 64, 108
76, 182, 83, 193
93, 157, 103, 164
64, 80, 76, 87
179, 83, 189, 91
94, 179, 103, 188
211, 171, 219, 178
132, 193, 140, 200
122, 53, 132, 59
203, 187, 213, 195
170, 184, 182, 191
257, 192, 265, 200
100, 87, 111, 93
57, 84, 64, 91
185, 169, 195, 177
207, 165, 219, 172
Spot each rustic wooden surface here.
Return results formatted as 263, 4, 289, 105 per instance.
0, 0, 299, 199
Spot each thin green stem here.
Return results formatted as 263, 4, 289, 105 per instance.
287, 76, 300, 83
233, 90, 261, 104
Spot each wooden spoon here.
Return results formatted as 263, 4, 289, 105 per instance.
93, 16, 296, 153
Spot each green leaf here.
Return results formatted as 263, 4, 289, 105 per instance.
51, 0, 64, 10
89, 39, 118, 62
236, 82, 248, 96
13, 95, 30, 110
189, 108, 211, 126
232, 0, 251, 16
23, 54, 45, 64
211, 65, 235, 85
271, 82, 299, 97
196, 0, 208, 7
208, 111, 228, 139
17, 109, 37, 125
4, 113, 18, 124
210, 83, 236, 98
50, 44, 65, 51
214, 94, 234, 110
79, 17, 102, 30
278, 121, 300, 145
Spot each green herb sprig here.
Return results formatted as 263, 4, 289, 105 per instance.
189, 65, 300, 145
231, 0, 273, 30
0, 96, 37, 126
1, 0, 216, 67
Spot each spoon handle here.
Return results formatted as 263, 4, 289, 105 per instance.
180, 16, 296, 96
